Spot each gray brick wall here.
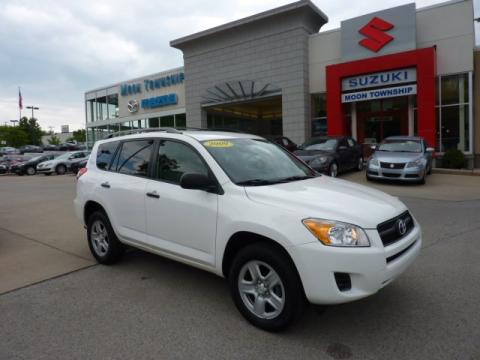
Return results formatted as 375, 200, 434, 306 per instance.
176, 11, 319, 144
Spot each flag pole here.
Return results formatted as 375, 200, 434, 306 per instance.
18, 87, 22, 121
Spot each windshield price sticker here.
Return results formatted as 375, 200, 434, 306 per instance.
203, 140, 234, 148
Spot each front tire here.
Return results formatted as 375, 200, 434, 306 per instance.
228, 243, 305, 332
87, 211, 124, 264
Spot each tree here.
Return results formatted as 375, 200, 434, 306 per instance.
18, 117, 43, 145
71, 129, 86, 143
48, 134, 61, 145
0, 125, 28, 147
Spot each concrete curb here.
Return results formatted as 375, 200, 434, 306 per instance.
432, 168, 480, 176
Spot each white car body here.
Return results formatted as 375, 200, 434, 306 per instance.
74, 131, 421, 305
37, 151, 90, 174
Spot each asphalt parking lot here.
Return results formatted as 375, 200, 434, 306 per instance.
1, 173, 479, 359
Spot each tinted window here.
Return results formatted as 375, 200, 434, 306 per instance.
156, 140, 209, 184
116, 140, 153, 177
96, 141, 119, 170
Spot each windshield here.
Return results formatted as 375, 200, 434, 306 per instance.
56, 153, 74, 160
378, 140, 422, 153
30, 156, 43, 162
301, 138, 337, 151
202, 138, 315, 185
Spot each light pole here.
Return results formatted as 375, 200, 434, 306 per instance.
26, 106, 39, 119
10, 120, 18, 126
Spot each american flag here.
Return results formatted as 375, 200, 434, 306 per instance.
18, 88, 23, 110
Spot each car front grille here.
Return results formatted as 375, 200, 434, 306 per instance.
377, 211, 414, 247
380, 162, 406, 169
382, 173, 401, 178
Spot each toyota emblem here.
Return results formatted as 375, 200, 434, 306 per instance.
397, 219, 407, 236
390, 163, 394, 168
127, 99, 139, 113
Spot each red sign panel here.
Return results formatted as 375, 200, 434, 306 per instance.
358, 17, 394, 52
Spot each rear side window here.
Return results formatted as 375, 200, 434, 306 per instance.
96, 141, 119, 170
115, 140, 153, 177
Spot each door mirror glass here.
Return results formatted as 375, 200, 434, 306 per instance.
370, 145, 377, 150
180, 173, 217, 193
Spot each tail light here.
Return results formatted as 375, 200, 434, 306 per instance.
77, 167, 88, 179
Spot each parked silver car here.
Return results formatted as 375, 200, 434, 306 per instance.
366, 136, 434, 184
37, 151, 90, 175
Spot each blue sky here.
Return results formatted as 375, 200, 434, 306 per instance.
0, 0, 476, 131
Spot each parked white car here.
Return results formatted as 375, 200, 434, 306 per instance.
74, 129, 421, 331
37, 150, 90, 175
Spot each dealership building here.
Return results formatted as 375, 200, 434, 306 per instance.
85, 0, 478, 167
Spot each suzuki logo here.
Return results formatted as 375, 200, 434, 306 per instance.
358, 17, 394, 52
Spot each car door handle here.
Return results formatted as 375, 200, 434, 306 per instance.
101, 182, 110, 189
146, 191, 160, 199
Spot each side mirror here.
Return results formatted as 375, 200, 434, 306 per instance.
426, 147, 435, 152
370, 145, 377, 150
180, 173, 218, 193
338, 145, 348, 151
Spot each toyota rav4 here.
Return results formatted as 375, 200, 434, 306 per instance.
74, 129, 421, 331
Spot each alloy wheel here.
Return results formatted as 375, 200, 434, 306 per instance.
238, 260, 285, 320
26, 167, 35, 175
91, 220, 109, 256
329, 163, 338, 177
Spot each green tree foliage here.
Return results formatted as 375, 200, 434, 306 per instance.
71, 129, 86, 143
0, 125, 29, 147
48, 134, 61, 145
18, 117, 43, 145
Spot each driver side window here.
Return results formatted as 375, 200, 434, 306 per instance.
156, 140, 209, 184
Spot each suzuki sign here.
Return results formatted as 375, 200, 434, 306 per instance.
342, 68, 416, 91
341, 3, 416, 61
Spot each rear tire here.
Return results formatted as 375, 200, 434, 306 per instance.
56, 164, 66, 175
228, 243, 306, 332
87, 211, 124, 264
26, 166, 36, 176
356, 157, 364, 171
328, 162, 338, 178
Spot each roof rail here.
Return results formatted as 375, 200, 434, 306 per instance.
106, 127, 182, 139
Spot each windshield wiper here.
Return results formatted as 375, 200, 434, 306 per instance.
236, 179, 280, 186
276, 175, 316, 183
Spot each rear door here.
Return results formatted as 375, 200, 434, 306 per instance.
98, 139, 154, 243
144, 139, 218, 266
337, 138, 352, 171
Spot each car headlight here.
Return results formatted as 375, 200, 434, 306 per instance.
369, 158, 379, 166
310, 156, 328, 166
302, 219, 370, 247
406, 158, 425, 168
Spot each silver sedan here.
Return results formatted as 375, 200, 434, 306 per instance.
366, 136, 434, 184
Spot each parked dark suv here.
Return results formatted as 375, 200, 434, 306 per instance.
294, 136, 363, 177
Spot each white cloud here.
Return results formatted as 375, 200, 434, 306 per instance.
0, 0, 473, 132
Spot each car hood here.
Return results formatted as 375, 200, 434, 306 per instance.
372, 151, 423, 163
244, 176, 406, 228
294, 150, 333, 162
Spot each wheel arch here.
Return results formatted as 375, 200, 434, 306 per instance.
84, 200, 107, 225
221, 231, 301, 282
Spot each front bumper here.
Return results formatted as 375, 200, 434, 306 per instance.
290, 224, 421, 304
37, 167, 52, 173
367, 165, 425, 181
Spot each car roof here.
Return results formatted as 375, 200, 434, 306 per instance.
96, 129, 263, 145
383, 136, 423, 141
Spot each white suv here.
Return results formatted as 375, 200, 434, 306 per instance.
75, 129, 421, 331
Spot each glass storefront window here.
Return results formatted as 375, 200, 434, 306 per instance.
441, 74, 468, 106
436, 72, 471, 152
149, 117, 160, 128
311, 94, 327, 137
107, 93, 119, 119
175, 113, 186, 128
161, 115, 175, 127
